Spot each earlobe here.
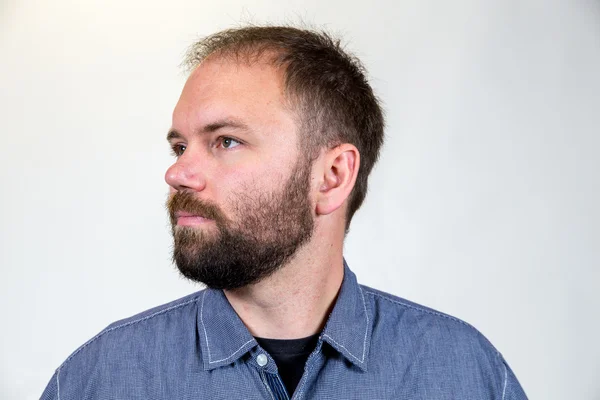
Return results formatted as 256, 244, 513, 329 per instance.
315, 145, 360, 216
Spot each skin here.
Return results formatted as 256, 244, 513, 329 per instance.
165, 55, 360, 339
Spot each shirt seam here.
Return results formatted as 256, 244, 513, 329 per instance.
364, 290, 476, 329
293, 354, 315, 400
502, 358, 508, 400
56, 367, 61, 400
58, 295, 202, 370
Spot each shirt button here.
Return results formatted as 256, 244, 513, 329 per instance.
256, 353, 268, 367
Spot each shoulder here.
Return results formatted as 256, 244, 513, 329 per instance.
101, 289, 204, 333
362, 285, 511, 395
55, 290, 205, 380
362, 284, 490, 342
362, 284, 498, 352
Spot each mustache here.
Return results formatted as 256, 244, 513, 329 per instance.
167, 192, 227, 224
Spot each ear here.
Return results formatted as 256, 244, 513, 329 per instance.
315, 144, 360, 216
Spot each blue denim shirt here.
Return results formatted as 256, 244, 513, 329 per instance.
41, 262, 527, 399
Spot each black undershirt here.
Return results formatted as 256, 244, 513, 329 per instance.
254, 334, 320, 397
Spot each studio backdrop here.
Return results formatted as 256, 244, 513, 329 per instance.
1, 1, 599, 399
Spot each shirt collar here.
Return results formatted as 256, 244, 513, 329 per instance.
198, 288, 257, 371
197, 259, 372, 372
319, 260, 372, 371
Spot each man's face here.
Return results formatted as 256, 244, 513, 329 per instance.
165, 57, 315, 290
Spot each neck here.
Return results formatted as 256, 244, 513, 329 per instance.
223, 231, 344, 339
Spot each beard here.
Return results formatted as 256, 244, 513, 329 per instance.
166, 158, 314, 290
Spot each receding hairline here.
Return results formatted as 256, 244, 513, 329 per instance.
180, 27, 351, 119
183, 40, 293, 75
182, 25, 339, 67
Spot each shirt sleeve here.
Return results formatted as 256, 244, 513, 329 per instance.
40, 370, 59, 400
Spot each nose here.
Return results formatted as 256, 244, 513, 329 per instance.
165, 154, 207, 193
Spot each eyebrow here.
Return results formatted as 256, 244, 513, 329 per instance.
166, 119, 250, 142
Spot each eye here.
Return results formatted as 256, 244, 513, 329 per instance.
170, 143, 186, 157
218, 137, 241, 149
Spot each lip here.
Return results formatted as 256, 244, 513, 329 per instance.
175, 211, 213, 226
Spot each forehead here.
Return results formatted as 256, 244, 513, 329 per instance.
173, 56, 296, 137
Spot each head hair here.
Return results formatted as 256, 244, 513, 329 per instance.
183, 25, 385, 231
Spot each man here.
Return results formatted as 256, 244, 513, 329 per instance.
41, 26, 527, 399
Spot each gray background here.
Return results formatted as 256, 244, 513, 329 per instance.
1, 0, 599, 399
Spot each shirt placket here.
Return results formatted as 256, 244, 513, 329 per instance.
253, 348, 290, 400
290, 340, 324, 400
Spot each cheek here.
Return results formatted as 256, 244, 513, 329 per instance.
225, 169, 283, 200
215, 153, 295, 201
